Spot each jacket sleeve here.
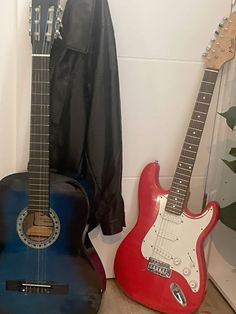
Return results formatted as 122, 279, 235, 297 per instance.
86, 0, 125, 235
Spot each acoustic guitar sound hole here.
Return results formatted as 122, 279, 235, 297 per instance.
24, 212, 54, 242
16, 209, 60, 249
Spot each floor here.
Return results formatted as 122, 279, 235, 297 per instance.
98, 279, 235, 314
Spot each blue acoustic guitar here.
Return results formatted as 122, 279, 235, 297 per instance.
0, 1, 104, 313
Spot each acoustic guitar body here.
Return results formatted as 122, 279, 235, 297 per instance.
0, 172, 103, 314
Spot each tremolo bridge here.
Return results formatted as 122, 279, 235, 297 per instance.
147, 257, 172, 278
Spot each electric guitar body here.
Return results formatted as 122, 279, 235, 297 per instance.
115, 10, 236, 314
114, 162, 219, 314
0, 172, 102, 314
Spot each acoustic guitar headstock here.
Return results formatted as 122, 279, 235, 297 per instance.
29, 0, 63, 55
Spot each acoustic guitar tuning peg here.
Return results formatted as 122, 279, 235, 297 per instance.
55, 30, 62, 40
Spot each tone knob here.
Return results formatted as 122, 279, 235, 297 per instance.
183, 267, 191, 276
173, 257, 181, 266
189, 280, 198, 290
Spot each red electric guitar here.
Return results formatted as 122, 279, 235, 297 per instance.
114, 11, 236, 314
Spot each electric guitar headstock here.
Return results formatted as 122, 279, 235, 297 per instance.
29, 0, 63, 55
203, 10, 236, 70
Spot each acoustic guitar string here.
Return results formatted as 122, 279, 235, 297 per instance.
41, 9, 51, 286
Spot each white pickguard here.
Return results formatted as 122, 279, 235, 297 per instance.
141, 195, 214, 292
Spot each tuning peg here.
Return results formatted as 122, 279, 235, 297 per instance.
206, 44, 212, 51
219, 17, 228, 28
202, 52, 207, 57
56, 17, 63, 28
56, 5, 64, 18
58, 5, 63, 12
55, 30, 62, 40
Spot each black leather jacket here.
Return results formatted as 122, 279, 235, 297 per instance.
50, 0, 125, 235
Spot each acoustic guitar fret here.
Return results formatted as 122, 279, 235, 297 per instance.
32, 81, 50, 84
32, 93, 50, 95
30, 189, 48, 192
31, 103, 49, 108
30, 150, 49, 153
29, 183, 48, 186
28, 207, 49, 211
31, 114, 49, 117
29, 179, 49, 185
29, 201, 49, 206
29, 195, 48, 199
31, 133, 49, 136
29, 164, 49, 168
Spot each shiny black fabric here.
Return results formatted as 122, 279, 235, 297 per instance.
49, 0, 125, 235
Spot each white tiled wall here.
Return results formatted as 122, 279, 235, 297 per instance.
0, 0, 233, 282
90, 0, 231, 278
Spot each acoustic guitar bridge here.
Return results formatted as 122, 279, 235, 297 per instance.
6, 280, 69, 295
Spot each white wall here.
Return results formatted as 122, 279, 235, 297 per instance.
90, 0, 232, 277
0, 2, 234, 303
0, 1, 17, 178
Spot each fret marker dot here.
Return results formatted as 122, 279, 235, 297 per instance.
177, 190, 180, 192
179, 181, 182, 183
193, 131, 196, 134
173, 205, 176, 208
175, 198, 178, 200
189, 146, 192, 149
179, 163, 182, 166
189, 166, 192, 169
197, 115, 201, 118
203, 96, 206, 100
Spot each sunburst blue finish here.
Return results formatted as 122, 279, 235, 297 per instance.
0, 173, 102, 314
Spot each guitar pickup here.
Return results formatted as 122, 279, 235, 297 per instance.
6, 280, 69, 295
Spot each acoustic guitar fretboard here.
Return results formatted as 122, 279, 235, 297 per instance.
28, 55, 50, 212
